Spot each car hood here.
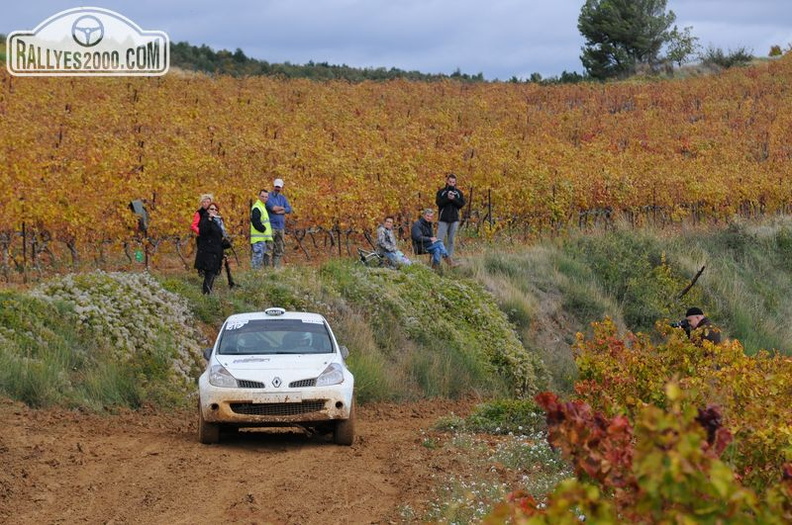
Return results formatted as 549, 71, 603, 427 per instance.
216, 353, 336, 373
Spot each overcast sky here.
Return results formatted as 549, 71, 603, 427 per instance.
4, 1, 791, 79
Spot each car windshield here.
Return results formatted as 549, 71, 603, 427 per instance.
216, 318, 334, 355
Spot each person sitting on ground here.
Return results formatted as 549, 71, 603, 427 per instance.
411, 208, 458, 269
376, 215, 412, 267
681, 306, 722, 345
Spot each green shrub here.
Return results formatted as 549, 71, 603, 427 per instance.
699, 45, 754, 68
321, 260, 550, 399
563, 230, 697, 331
436, 399, 546, 435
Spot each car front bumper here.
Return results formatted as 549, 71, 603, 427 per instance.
198, 376, 354, 426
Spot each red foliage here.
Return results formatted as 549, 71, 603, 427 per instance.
535, 391, 636, 492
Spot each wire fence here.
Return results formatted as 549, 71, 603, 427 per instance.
2, 198, 787, 283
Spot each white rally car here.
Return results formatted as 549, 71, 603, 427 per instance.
198, 307, 355, 445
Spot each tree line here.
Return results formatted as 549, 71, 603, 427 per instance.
0, 0, 763, 85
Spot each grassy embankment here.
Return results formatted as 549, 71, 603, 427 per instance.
2, 216, 791, 411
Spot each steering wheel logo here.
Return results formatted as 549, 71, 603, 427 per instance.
72, 15, 104, 47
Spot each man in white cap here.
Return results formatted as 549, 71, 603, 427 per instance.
265, 177, 292, 267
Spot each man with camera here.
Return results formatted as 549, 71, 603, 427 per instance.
435, 173, 465, 258
673, 307, 722, 345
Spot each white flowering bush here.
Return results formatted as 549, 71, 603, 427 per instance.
33, 271, 204, 388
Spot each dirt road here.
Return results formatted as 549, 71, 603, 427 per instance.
0, 397, 479, 524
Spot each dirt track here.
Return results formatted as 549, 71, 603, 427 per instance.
0, 397, 480, 524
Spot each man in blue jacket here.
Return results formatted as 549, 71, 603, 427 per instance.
265, 178, 293, 268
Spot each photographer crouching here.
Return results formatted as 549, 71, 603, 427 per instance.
672, 307, 722, 345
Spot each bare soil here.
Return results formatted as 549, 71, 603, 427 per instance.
0, 397, 481, 524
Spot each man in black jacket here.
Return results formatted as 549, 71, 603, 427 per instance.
681, 307, 722, 345
435, 173, 465, 257
411, 209, 458, 269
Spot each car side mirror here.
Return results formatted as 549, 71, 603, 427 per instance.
339, 345, 350, 359
202, 347, 213, 360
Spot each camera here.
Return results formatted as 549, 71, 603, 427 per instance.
671, 318, 690, 329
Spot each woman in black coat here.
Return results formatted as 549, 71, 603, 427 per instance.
194, 203, 225, 294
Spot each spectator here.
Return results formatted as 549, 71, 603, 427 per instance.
681, 307, 722, 345
209, 202, 229, 239
435, 173, 465, 257
411, 208, 458, 269
265, 178, 292, 268
191, 193, 213, 238
210, 203, 235, 288
250, 189, 273, 269
195, 202, 225, 294
376, 216, 412, 267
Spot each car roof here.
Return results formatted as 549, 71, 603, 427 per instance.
222, 308, 327, 325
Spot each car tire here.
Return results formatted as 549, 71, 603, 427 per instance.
198, 404, 220, 445
333, 401, 356, 446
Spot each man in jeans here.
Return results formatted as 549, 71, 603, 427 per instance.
435, 173, 465, 257
250, 189, 273, 269
377, 215, 412, 267
265, 178, 292, 267
411, 209, 458, 269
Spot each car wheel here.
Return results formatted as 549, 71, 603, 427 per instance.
333, 401, 355, 446
198, 404, 220, 444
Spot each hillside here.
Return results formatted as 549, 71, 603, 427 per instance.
3, 218, 791, 415
3, 216, 792, 522
1, 55, 791, 272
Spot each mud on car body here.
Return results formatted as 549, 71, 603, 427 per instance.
198, 307, 355, 445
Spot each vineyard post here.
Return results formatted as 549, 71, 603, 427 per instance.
333, 221, 342, 257
653, 185, 658, 224
21, 222, 27, 283
488, 189, 493, 229
467, 185, 474, 220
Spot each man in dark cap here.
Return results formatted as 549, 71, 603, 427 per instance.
682, 307, 722, 344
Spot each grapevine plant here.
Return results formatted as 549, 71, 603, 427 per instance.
487, 319, 792, 522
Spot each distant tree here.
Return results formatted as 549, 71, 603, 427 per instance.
232, 48, 247, 63
665, 26, 699, 66
558, 70, 587, 83
769, 45, 783, 57
578, 0, 697, 79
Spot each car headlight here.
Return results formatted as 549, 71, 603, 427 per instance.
208, 364, 238, 388
315, 362, 344, 387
